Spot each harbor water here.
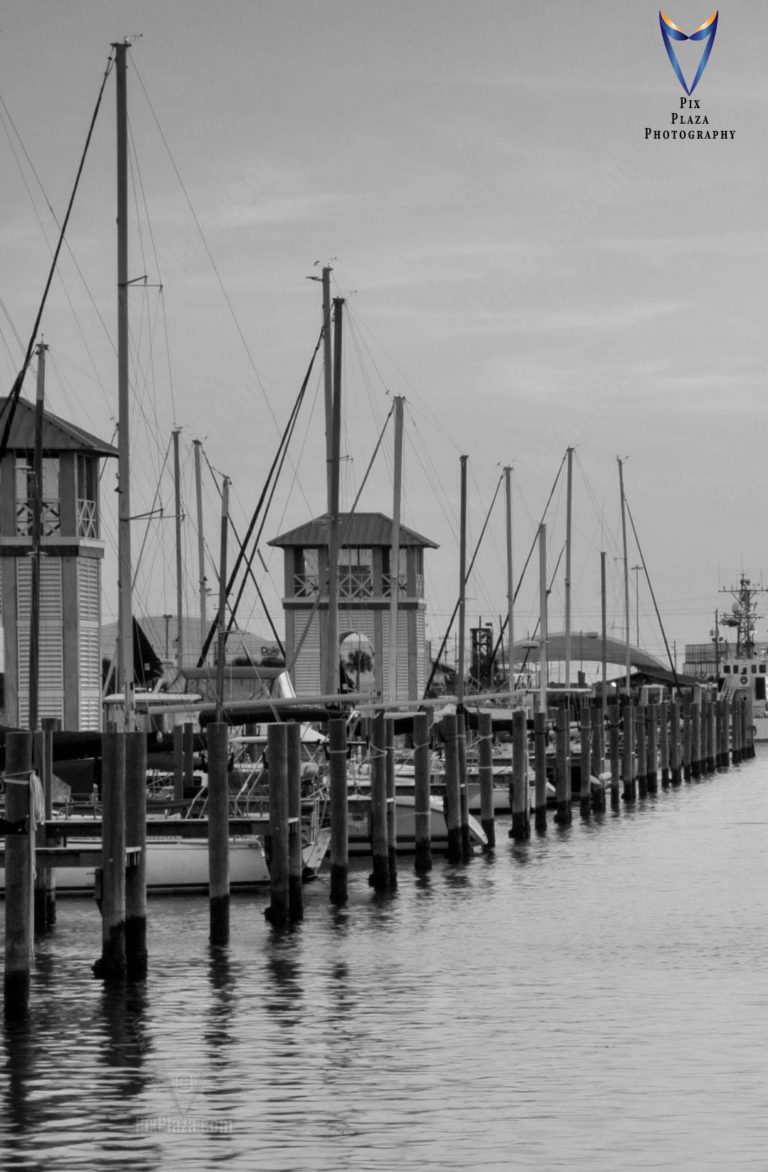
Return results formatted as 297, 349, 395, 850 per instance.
2, 751, 768, 1171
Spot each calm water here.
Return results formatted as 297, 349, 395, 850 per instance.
2, 752, 768, 1171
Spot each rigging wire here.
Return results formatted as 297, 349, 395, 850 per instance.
0, 49, 116, 460
625, 496, 682, 695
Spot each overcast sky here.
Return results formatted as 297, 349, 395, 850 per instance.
1, 1, 766, 668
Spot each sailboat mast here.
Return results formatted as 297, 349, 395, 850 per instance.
387, 396, 404, 703
322, 267, 333, 507
457, 455, 468, 705
215, 477, 230, 722
325, 297, 343, 696
504, 465, 514, 694
173, 428, 184, 669
618, 457, 631, 696
115, 39, 134, 730
538, 522, 548, 715
29, 340, 47, 733
193, 439, 208, 663
564, 445, 573, 688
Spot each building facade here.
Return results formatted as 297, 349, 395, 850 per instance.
269, 512, 437, 702
0, 396, 116, 730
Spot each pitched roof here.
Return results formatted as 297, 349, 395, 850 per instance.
0, 396, 117, 457
269, 511, 438, 549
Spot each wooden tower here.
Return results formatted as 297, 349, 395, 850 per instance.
0, 396, 117, 730
269, 511, 437, 701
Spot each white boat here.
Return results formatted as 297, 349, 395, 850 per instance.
346, 792, 487, 856
0, 820, 331, 896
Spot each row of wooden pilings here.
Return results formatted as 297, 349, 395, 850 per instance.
3, 693, 754, 1019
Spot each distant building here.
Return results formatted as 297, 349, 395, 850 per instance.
0, 396, 116, 730
269, 512, 437, 701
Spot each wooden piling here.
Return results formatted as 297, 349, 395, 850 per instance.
266, 723, 290, 926
682, 701, 692, 781
622, 704, 636, 803
207, 721, 230, 945
590, 703, 605, 813
533, 711, 548, 834
554, 701, 571, 826
4, 731, 33, 1019
647, 703, 658, 794
385, 717, 399, 885
173, 724, 184, 801
579, 707, 592, 820
721, 701, 731, 771
286, 722, 304, 921
669, 700, 681, 786
659, 700, 670, 788
125, 730, 147, 981
34, 726, 55, 931
328, 717, 349, 901
183, 721, 195, 791
733, 700, 743, 764
369, 712, 390, 889
94, 731, 126, 981
457, 713, 472, 862
636, 704, 648, 799
414, 712, 433, 870
609, 705, 621, 810
476, 710, 495, 850
510, 708, 530, 840
442, 713, 463, 861
690, 700, 701, 779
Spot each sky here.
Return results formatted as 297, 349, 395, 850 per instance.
0, 0, 766, 673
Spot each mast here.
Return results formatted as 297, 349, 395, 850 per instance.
538, 522, 548, 715
322, 267, 333, 506
325, 296, 343, 696
618, 457, 631, 696
601, 550, 607, 725
504, 465, 514, 695
387, 396, 404, 703
564, 446, 573, 688
215, 477, 230, 722
457, 455, 468, 706
193, 439, 208, 663
28, 340, 47, 733
115, 39, 134, 731
173, 427, 183, 670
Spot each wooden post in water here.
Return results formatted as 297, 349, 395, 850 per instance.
286, 722, 304, 921
669, 700, 681, 786
328, 717, 349, 903
590, 703, 605, 812
266, 723, 290, 926
369, 712, 390, 889
94, 731, 126, 981
733, 700, 743, 765
702, 697, 713, 775
510, 707, 530, 840
183, 722, 195, 791
4, 731, 33, 1019
173, 724, 184, 801
609, 704, 621, 810
691, 700, 701, 780
635, 704, 647, 799
385, 717, 399, 885
721, 700, 731, 770
647, 703, 658, 794
414, 711, 433, 870
579, 706, 592, 819
477, 710, 495, 850
457, 713, 472, 861
207, 721, 230, 945
554, 700, 571, 826
125, 730, 147, 981
34, 725, 55, 931
682, 701, 692, 781
442, 713, 462, 861
533, 711, 548, 834
622, 703, 636, 803
659, 700, 670, 788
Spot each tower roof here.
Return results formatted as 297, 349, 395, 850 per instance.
269, 512, 438, 549
0, 396, 117, 457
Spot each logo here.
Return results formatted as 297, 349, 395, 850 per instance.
659, 11, 718, 95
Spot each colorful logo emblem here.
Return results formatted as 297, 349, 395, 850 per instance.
659, 11, 718, 95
